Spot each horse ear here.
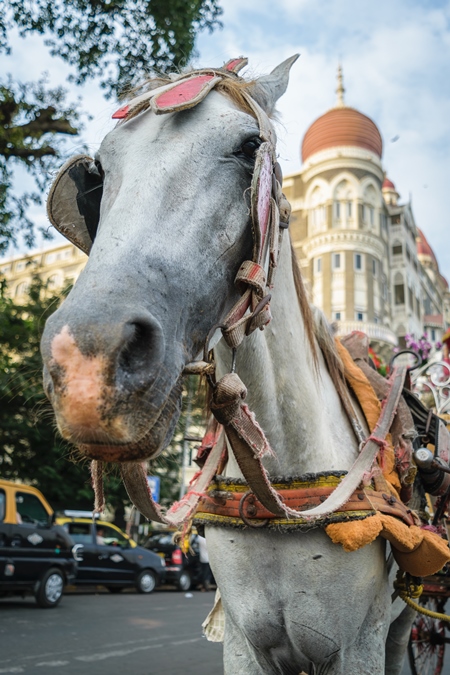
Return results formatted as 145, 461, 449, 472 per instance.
248, 55, 299, 116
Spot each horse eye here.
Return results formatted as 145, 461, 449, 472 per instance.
239, 138, 262, 160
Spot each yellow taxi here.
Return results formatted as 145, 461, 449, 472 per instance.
0, 480, 78, 607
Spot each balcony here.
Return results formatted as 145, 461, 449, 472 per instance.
334, 321, 398, 346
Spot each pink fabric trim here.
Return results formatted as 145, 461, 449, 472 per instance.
154, 75, 215, 109
112, 104, 130, 119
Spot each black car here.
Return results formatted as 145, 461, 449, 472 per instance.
57, 514, 165, 593
145, 531, 203, 591
0, 480, 79, 608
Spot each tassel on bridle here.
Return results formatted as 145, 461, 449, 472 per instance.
91, 459, 105, 513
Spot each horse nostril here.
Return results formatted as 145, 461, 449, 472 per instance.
118, 316, 165, 384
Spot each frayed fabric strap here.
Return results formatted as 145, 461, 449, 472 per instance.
120, 423, 226, 527
210, 366, 408, 522
91, 460, 105, 513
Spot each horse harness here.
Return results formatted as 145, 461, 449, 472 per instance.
46, 57, 447, 537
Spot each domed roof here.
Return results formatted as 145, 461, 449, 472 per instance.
302, 107, 383, 163
382, 177, 396, 190
417, 228, 438, 267
301, 66, 383, 163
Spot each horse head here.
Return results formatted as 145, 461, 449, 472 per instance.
40, 56, 298, 464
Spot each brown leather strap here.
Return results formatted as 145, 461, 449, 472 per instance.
196, 484, 415, 527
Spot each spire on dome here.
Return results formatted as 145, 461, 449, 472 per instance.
336, 64, 345, 107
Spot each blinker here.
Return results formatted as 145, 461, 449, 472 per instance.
47, 154, 103, 254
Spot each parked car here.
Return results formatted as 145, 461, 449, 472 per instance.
145, 531, 203, 591
56, 512, 165, 593
0, 480, 79, 608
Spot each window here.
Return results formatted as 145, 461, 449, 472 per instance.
332, 253, 341, 269
392, 244, 403, 256
15, 492, 49, 526
415, 296, 421, 317
369, 207, 374, 226
347, 202, 352, 217
391, 214, 401, 225
334, 312, 341, 320
316, 257, 322, 274
15, 281, 29, 297
356, 312, 364, 321
406, 248, 411, 262
362, 205, 366, 222
335, 202, 341, 218
64, 522, 93, 545
408, 287, 414, 309
354, 254, 362, 270
95, 524, 128, 548
431, 329, 436, 342
394, 284, 405, 305
372, 259, 377, 276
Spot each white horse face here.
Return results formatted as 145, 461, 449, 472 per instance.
40, 60, 296, 464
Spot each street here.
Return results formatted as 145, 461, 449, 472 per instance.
0, 589, 222, 675
1, 588, 449, 675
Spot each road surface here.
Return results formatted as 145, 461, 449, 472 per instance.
0, 588, 448, 674
0, 588, 222, 675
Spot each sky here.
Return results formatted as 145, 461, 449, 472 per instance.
3, 0, 450, 276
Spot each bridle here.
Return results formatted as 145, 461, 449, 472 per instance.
102, 58, 411, 532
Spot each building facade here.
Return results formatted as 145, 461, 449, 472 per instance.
0, 242, 87, 299
282, 66, 449, 356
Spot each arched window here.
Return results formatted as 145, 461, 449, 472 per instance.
308, 186, 326, 234
362, 184, 378, 230
334, 180, 354, 228
47, 274, 62, 290
15, 281, 30, 297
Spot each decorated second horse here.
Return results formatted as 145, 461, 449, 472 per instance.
41, 57, 450, 674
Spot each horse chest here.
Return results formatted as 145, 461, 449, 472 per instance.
206, 526, 390, 665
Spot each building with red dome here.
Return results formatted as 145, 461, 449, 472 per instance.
284, 66, 449, 353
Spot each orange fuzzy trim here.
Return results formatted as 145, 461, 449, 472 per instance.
327, 513, 450, 576
379, 514, 423, 553
326, 515, 383, 552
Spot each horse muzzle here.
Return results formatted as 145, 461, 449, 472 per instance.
40, 310, 182, 461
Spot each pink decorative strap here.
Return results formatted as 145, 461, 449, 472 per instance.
151, 75, 221, 114
223, 57, 248, 73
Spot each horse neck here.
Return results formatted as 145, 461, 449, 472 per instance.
215, 236, 360, 478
